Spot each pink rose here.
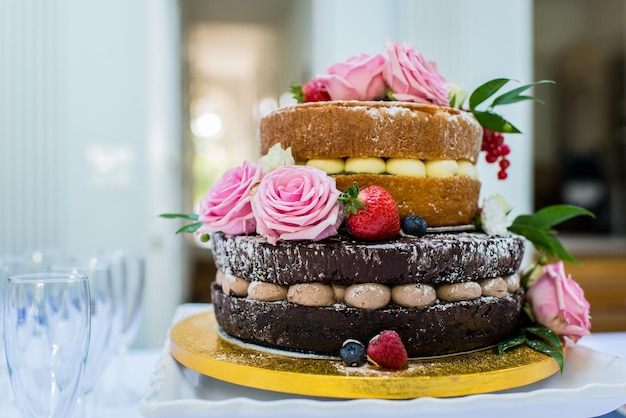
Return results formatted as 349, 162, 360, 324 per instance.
318, 53, 387, 101
383, 39, 450, 106
526, 261, 591, 342
197, 161, 263, 236
251, 165, 343, 245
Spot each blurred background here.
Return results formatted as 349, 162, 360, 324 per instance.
1, 0, 625, 348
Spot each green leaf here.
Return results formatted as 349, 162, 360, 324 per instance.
175, 222, 203, 234
497, 331, 526, 354
471, 110, 521, 133
338, 182, 366, 217
160, 213, 199, 221
507, 223, 581, 264
289, 82, 305, 103
525, 326, 563, 350
469, 78, 511, 110
522, 302, 536, 322
490, 80, 556, 107
508, 204, 594, 264
515, 204, 595, 229
526, 339, 565, 373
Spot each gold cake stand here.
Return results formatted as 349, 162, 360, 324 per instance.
169, 310, 560, 399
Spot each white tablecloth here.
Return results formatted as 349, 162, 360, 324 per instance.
1, 303, 624, 418
0, 348, 162, 418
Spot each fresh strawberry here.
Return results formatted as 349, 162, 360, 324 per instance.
302, 79, 331, 102
366, 330, 408, 370
339, 183, 400, 241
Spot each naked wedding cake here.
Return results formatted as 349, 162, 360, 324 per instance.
167, 39, 591, 371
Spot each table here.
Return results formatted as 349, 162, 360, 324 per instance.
1, 303, 624, 418
0, 348, 162, 418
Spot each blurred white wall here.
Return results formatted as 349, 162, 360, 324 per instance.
311, 0, 534, 217
0, 0, 185, 348
0, 0, 533, 347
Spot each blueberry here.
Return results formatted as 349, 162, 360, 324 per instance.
401, 215, 428, 237
339, 339, 366, 367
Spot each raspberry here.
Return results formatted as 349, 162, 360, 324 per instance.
302, 79, 330, 102
366, 330, 408, 370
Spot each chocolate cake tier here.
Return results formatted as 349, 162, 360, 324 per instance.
212, 283, 524, 357
210, 232, 525, 287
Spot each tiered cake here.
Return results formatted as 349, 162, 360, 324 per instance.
167, 39, 592, 379
209, 98, 526, 358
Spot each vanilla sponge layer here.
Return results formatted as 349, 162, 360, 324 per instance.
259, 101, 483, 162
333, 174, 481, 225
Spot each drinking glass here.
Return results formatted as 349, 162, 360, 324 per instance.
103, 251, 145, 404
3, 272, 91, 418
0, 255, 30, 404
1, 257, 24, 365
49, 257, 114, 396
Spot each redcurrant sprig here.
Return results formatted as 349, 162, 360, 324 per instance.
481, 129, 511, 180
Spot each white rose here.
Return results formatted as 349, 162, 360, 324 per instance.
257, 143, 295, 174
480, 194, 511, 235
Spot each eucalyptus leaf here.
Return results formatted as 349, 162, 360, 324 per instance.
526, 339, 565, 373
525, 326, 563, 350
497, 331, 526, 355
160, 213, 199, 221
490, 80, 555, 107
176, 222, 203, 235
469, 78, 511, 110
471, 110, 521, 133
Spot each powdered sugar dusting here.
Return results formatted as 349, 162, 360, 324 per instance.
211, 232, 525, 287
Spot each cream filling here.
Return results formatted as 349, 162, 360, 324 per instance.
304, 157, 478, 179
217, 271, 521, 309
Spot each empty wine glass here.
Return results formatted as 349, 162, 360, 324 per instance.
0, 255, 30, 405
1, 257, 23, 366
103, 251, 145, 404
3, 272, 91, 418
49, 256, 114, 415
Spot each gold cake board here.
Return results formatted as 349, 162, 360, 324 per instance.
169, 310, 560, 399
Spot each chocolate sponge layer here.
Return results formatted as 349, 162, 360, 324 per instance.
210, 232, 525, 287
212, 283, 524, 358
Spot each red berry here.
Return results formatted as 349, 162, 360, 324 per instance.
302, 79, 330, 102
366, 330, 408, 370
481, 128, 512, 180
340, 184, 400, 241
